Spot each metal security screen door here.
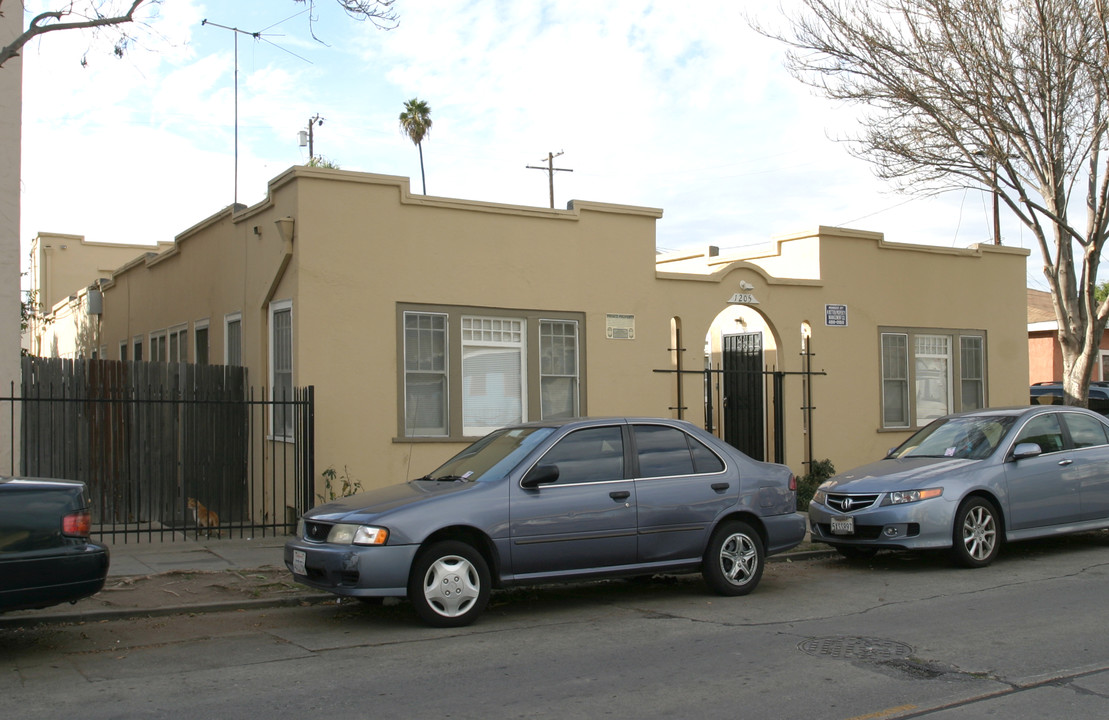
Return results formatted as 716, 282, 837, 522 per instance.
723, 332, 765, 461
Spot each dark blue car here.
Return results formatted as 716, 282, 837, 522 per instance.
286, 417, 806, 626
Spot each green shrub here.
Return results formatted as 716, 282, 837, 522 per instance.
796, 458, 835, 511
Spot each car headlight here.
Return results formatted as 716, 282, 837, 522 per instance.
887, 488, 943, 505
812, 489, 827, 506
326, 524, 389, 546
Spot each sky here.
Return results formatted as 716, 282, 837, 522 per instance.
17, 0, 1049, 289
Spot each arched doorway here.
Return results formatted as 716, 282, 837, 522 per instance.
705, 305, 780, 461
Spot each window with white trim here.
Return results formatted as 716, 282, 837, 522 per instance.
225, 313, 242, 366
270, 301, 293, 439
540, 319, 579, 419
149, 331, 167, 362
404, 312, 448, 436
195, 320, 210, 365
462, 316, 525, 435
881, 328, 987, 430
398, 305, 585, 439
168, 324, 188, 362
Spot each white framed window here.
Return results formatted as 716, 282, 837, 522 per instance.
225, 312, 242, 366
168, 324, 188, 362
960, 336, 984, 411
269, 301, 293, 440
539, 319, 579, 420
462, 316, 525, 436
149, 330, 167, 362
120, 341, 128, 362
404, 312, 448, 436
881, 328, 986, 430
133, 335, 144, 362
194, 319, 210, 365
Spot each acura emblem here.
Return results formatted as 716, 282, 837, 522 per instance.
841, 498, 853, 511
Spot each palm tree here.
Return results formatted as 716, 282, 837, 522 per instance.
399, 98, 432, 194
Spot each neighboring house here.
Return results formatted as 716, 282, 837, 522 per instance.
25, 232, 172, 358
32, 166, 1031, 498
1027, 287, 1109, 384
1, 10, 22, 471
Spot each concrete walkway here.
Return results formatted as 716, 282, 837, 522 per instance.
104, 534, 290, 577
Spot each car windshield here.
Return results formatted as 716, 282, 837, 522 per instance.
421, 426, 556, 483
890, 416, 1016, 461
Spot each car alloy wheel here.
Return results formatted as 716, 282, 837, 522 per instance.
952, 497, 1001, 568
408, 540, 491, 627
702, 520, 764, 596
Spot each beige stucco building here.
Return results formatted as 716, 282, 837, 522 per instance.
31, 165, 1031, 496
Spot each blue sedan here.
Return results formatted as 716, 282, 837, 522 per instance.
809, 406, 1109, 567
286, 417, 806, 626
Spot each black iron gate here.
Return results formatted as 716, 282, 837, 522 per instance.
4, 357, 315, 543
723, 332, 765, 461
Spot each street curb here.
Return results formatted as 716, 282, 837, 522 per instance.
0, 593, 335, 628
0, 549, 838, 628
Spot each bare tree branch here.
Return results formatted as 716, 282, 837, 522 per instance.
754, 0, 1109, 406
0, 0, 149, 67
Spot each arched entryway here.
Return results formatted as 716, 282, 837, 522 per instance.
705, 305, 780, 462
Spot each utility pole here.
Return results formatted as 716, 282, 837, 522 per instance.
526, 151, 573, 209
299, 114, 323, 162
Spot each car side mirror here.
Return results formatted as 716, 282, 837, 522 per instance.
521, 464, 559, 489
1011, 442, 1043, 461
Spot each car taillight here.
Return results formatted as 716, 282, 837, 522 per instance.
788, 474, 797, 492
63, 509, 91, 537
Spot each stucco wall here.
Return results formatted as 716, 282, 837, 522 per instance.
1, 9, 22, 472
44, 167, 1032, 495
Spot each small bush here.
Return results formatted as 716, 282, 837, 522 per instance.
796, 458, 835, 511
317, 465, 363, 503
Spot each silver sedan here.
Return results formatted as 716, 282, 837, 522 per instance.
808, 406, 1109, 567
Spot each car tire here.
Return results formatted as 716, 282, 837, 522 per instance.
408, 540, 491, 627
702, 520, 764, 596
951, 497, 1001, 568
835, 545, 878, 561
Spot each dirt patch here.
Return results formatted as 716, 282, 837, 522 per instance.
3, 567, 321, 623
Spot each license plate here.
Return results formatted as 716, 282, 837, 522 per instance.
293, 549, 306, 575
830, 516, 855, 535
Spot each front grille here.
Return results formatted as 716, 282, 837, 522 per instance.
304, 520, 332, 542
825, 493, 880, 513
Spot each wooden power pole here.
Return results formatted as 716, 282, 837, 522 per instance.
526, 151, 573, 208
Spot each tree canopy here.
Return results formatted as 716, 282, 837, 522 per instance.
757, 0, 1109, 405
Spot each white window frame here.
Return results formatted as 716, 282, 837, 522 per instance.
269, 301, 294, 442
168, 323, 188, 363
194, 319, 210, 365
133, 335, 144, 362
225, 312, 242, 366
149, 330, 167, 363
403, 311, 449, 437
119, 341, 128, 362
880, 328, 987, 431
461, 315, 526, 436
539, 318, 579, 420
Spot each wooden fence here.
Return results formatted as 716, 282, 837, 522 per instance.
8, 357, 314, 542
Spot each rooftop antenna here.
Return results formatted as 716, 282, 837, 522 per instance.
526, 151, 573, 209
202, 12, 311, 207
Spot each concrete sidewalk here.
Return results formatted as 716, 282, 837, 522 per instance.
104, 534, 291, 577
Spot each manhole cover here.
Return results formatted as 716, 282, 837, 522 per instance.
799, 636, 914, 661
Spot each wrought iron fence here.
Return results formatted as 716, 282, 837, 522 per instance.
4, 357, 314, 543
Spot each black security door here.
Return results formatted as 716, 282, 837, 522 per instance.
723, 332, 765, 461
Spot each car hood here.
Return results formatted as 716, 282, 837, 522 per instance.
821, 456, 979, 493
305, 480, 477, 522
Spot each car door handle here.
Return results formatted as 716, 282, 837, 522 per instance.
711, 482, 730, 492
1058, 459, 1074, 466
609, 490, 631, 501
